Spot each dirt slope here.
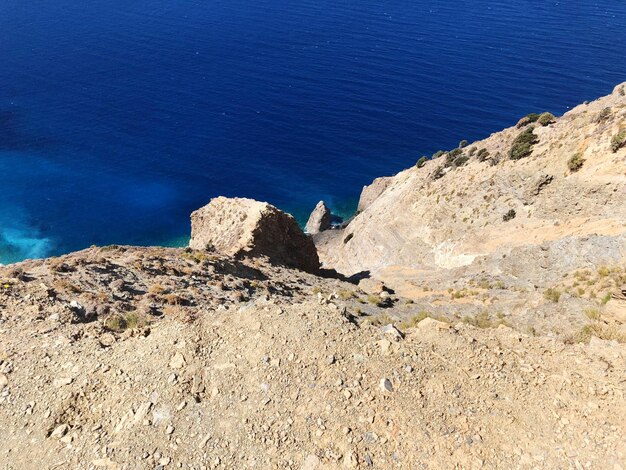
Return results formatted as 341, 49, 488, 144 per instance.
0, 247, 625, 469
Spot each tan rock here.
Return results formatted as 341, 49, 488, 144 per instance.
357, 176, 392, 212
190, 197, 319, 273
305, 201, 332, 234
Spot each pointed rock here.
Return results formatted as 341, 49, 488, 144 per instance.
305, 201, 332, 234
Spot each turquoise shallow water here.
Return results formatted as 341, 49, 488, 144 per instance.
1, 0, 625, 264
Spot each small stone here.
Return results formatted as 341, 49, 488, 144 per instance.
53, 377, 73, 388
99, 334, 116, 348
50, 424, 69, 439
380, 324, 404, 339
326, 355, 335, 365
302, 454, 321, 470
379, 378, 393, 393
166, 425, 175, 435
343, 390, 352, 400
0, 373, 7, 390
169, 352, 186, 369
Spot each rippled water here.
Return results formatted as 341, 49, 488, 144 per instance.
1, 0, 625, 263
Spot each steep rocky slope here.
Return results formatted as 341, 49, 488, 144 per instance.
314, 83, 626, 337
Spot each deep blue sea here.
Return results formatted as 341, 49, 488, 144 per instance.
1, 0, 625, 264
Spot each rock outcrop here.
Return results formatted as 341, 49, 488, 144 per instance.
305, 200, 332, 234
357, 176, 392, 212
190, 197, 319, 273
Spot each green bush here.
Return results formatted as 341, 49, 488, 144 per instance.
543, 288, 561, 303
567, 152, 585, 172
516, 113, 540, 128
611, 130, 626, 153
459, 139, 468, 148
432, 150, 445, 159
476, 148, 490, 162
468, 147, 477, 156
509, 127, 538, 160
416, 156, 428, 168
537, 112, 556, 126
452, 155, 469, 167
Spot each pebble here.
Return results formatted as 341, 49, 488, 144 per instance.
0, 373, 7, 390
99, 334, 116, 348
380, 378, 393, 393
380, 324, 403, 339
50, 424, 69, 439
169, 352, 186, 369
53, 377, 73, 387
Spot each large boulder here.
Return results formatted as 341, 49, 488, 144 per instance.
190, 197, 319, 273
305, 201, 332, 234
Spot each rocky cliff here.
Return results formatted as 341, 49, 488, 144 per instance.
315, 83, 626, 318
1, 85, 626, 469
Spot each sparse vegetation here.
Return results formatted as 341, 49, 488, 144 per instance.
432, 150, 445, 159
338, 290, 357, 301
509, 127, 539, 160
452, 155, 469, 167
416, 156, 428, 168
611, 129, 626, 153
567, 323, 626, 344
459, 139, 468, 148
367, 294, 386, 307
104, 312, 145, 332
537, 112, 556, 126
516, 113, 540, 128
431, 165, 446, 180
476, 148, 490, 162
567, 152, 585, 172
543, 288, 561, 303
595, 107, 611, 123
600, 292, 612, 305
361, 313, 393, 326
462, 310, 510, 329
584, 308, 602, 321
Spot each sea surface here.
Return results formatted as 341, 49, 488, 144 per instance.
1, 0, 625, 264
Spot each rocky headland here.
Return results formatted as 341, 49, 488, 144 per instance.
0, 84, 625, 469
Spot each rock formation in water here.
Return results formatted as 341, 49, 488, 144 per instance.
305, 200, 332, 234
